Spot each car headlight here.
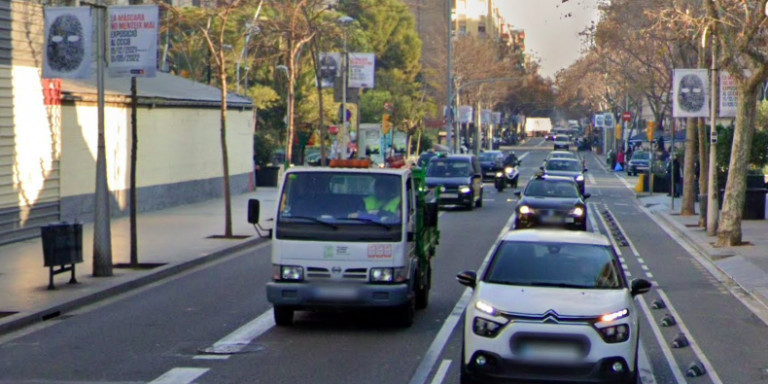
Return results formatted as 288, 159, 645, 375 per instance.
504, 167, 513, 173
475, 300, 497, 316
571, 206, 585, 217
600, 308, 629, 322
596, 323, 630, 343
277, 265, 304, 281
495, 172, 503, 177
576, 174, 584, 182
459, 185, 471, 194
473, 316, 506, 338
439, 185, 446, 193
518, 205, 532, 215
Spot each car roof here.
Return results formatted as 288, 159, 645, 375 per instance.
440, 154, 474, 160
286, 167, 409, 176
501, 229, 610, 246
546, 157, 580, 164
548, 151, 576, 157
530, 174, 577, 183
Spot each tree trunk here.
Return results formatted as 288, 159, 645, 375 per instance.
716, 84, 759, 246
681, 117, 697, 215
286, 74, 295, 165
697, 117, 709, 227
219, 63, 233, 237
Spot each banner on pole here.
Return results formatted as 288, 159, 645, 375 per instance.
492, 112, 502, 125
481, 109, 492, 124
719, 71, 738, 117
318, 52, 340, 88
459, 106, 473, 124
594, 114, 605, 128
108, 5, 159, 78
43, 7, 93, 79
348, 53, 375, 88
672, 69, 709, 118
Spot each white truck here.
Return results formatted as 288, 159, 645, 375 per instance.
248, 160, 440, 327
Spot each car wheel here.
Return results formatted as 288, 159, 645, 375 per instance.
395, 293, 416, 327
475, 189, 483, 208
274, 306, 294, 326
465, 193, 475, 211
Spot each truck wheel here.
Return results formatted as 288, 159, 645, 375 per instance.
273, 306, 294, 326
415, 265, 431, 309
475, 190, 483, 208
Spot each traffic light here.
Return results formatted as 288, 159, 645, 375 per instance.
646, 121, 656, 142
382, 114, 391, 135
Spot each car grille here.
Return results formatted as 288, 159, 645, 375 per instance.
510, 332, 592, 358
500, 310, 597, 324
306, 267, 369, 281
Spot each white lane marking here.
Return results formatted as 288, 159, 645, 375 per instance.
148, 367, 209, 384
625, 271, 633, 277
646, 272, 654, 278
428, 359, 452, 384
587, 203, 600, 233
408, 212, 517, 384
637, 297, 688, 384
594, 204, 622, 256
637, 341, 657, 384
620, 257, 627, 263
593, 153, 610, 173
193, 355, 230, 360
614, 172, 634, 190
518, 152, 530, 160
603, 205, 640, 258
587, 173, 597, 185
638, 257, 646, 264
536, 139, 546, 147
608, 205, 723, 384
483, 199, 495, 202
197, 308, 275, 360
656, 289, 724, 384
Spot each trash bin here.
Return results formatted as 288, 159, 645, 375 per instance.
256, 166, 280, 187
41, 222, 83, 267
744, 188, 767, 220
41, 222, 83, 289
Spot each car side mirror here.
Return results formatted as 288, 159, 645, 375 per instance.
247, 199, 261, 224
539, 166, 544, 171
514, 191, 522, 197
456, 270, 477, 288
517, 161, 522, 166
583, 168, 588, 172
582, 193, 591, 199
631, 278, 652, 296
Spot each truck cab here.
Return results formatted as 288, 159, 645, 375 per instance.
248, 161, 439, 327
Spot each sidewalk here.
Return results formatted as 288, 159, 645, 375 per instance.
0, 187, 278, 334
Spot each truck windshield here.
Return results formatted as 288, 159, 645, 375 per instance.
276, 172, 403, 242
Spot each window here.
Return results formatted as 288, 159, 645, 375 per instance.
478, 24, 486, 33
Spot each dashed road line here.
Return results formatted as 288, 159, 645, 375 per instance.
148, 367, 209, 384
196, 308, 275, 360
429, 359, 452, 384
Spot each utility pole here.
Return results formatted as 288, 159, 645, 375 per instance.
93, 0, 112, 277
706, 33, 719, 236
445, 0, 453, 153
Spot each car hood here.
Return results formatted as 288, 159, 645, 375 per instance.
519, 196, 582, 209
426, 176, 472, 187
480, 162, 498, 168
475, 282, 630, 317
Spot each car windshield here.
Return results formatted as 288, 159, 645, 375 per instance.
632, 152, 650, 160
555, 136, 569, 142
545, 160, 581, 172
278, 172, 401, 225
484, 241, 623, 289
427, 158, 473, 177
550, 152, 576, 160
478, 153, 498, 161
524, 179, 579, 198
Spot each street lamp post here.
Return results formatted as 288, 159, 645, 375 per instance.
236, 24, 260, 94
277, 65, 292, 168
706, 29, 719, 236
337, 16, 354, 159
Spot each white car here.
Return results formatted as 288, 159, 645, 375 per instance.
457, 229, 651, 384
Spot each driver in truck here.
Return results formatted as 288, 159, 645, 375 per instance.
364, 179, 401, 216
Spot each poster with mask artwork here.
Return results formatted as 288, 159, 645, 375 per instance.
673, 69, 709, 118
43, 7, 93, 79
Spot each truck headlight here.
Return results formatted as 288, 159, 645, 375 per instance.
576, 174, 584, 182
459, 185, 471, 194
279, 265, 304, 281
370, 267, 394, 282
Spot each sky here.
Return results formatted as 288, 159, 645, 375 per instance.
496, 0, 602, 79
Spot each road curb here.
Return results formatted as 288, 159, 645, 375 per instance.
651, 210, 768, 309
0, 236, 267, 336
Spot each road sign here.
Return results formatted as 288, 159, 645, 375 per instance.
622, 112, 632, 122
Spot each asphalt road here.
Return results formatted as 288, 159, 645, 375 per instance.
1, 138, 767, 384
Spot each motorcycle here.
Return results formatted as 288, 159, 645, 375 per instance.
503, 162, 521, 188
495, 171, 506, 192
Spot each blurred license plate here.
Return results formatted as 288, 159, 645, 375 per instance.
316, 286, 358, 300
541, 215, 562, 224
564, 217, 575, 223
519, 343, 581, 360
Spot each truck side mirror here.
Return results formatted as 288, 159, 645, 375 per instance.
247, 199, 261, 224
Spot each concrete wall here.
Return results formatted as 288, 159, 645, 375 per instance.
60, 103, 253, 222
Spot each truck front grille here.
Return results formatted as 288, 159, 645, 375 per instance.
305, 267, 369, 281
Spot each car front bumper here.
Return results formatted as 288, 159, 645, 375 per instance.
514, 213, 586, 230
438, 191, 474, 206
462, 353, 635, 384
266, 281, 411, 309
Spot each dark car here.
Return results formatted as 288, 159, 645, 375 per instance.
478, 151, 505, 181
542, 157, 587, 195
626, 151, 650, 176
512, 174, 590, 231
426, 154, 484, 210
418, 151, 440, 168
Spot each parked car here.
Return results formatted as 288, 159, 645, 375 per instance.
626, 151, 650, 176
426, 154, 484, 210
457, 229, 652, 384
